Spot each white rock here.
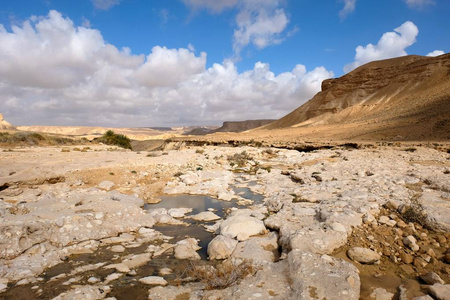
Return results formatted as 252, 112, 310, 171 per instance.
174, 238, 201, 260
104, 273, 123, 283
168, 208, 193, 218
370, 287, 394, 300
98, 181, 115, 190
347, 247, 381, 264
208, 235, 239, 260
87, 277, 100, 284
330, 222, 347, 232
138, 276, 168, 286
110, 245, 125, 253
429, 284, 450, 300
190, 211, 221, 222
220, 215, 266, 241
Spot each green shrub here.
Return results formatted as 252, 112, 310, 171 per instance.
99, 130, 132, 150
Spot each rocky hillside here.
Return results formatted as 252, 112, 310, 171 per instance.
214, 119, 275, 133
0, 114, 14, 130
265, 54, 450, 140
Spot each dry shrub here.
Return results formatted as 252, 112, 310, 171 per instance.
402, 198, 429, 228
188, 260, 257, 290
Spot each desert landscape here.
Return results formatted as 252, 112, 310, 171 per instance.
0, 53, 449, 300
1, 1, 450, 299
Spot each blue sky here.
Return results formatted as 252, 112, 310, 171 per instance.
0, 0, 448, 127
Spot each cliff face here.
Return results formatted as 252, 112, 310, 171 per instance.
265, 54, 450, 140
214, 120, 275, 133
0, 114, 15, 130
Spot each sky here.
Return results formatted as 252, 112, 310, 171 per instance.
0, 0, 448, 127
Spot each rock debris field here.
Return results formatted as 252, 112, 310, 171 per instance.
0, 143, 449, 299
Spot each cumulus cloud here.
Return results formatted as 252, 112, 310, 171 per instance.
181, 0, 238, 13
339, 0, 357, 20
182, 0, 291, 56
233, 1, 289, 55
426, 50, 445, 57
0, 10, 333, 127
92, 0, 121, 10
344, 21, 418, 73
404, 0, 435, 9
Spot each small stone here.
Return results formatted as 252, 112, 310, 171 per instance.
105, 273, 123, 283
379, 216, 390, 224
87, 277, 100, 284
370, 287, 394, 300
159, 268, 172, 276
138, 276, 168, 286
190, 211, 221, 222
404, 236, 420, 251
400, 252, 414, 264
420, 272, 445, 285
111, 245, 125, 253
397, 220, 407, 228
414, 257, 428, 268
400, 264, 415, 275
347, 247, 381, 264
98, 180, 115, 190
386, 220, 397, 227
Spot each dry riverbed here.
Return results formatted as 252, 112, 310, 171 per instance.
0, 143, 449, 299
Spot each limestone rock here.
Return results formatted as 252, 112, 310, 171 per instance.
370, 287, 394, 300
98, 181, 115, 190
139, 276, 168, 286
190, 211, 221, 222
231, 232, 278, 263
208, 235, 239, 260
429, 284, 450, 300
52, 285, 111, 300
347, 247, 381, 264
174, 238, 201, 260
168, 208, 192, 218
220, 215, 266, 241
288, 250, 360, 299
420, 272, 445, 285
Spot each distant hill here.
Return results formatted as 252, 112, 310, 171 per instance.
0, 114, 14, 130
263, 54, 450, 141
185, 120, 275, 136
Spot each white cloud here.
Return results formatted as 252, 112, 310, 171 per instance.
344, 21, 419, 73
182, 0, 291, 56
92, 0, 121, 10
404, 0, 435, 9
181, 0, 238, 13
426, 50, 445, 57
0, 10, 333, 127
339, 0, 357, 20
233, 1, 289, 55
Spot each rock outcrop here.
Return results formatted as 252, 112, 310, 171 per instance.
264, 54, 450, 140
0, 114, 14, 130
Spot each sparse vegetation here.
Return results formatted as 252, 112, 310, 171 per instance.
0, 131, 76, 146
402, 197, 429, 228
404, 147, 417, 152
98, 130, 132, 150
227, 151, 253, 168
187, 260, 257, 290
195, 149, 205, 154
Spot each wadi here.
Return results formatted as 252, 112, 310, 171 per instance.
1, 54, 449, 300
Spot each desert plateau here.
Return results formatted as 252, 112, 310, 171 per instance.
0, 2, 449, 300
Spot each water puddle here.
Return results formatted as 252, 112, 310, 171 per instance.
2, 183, 264, 299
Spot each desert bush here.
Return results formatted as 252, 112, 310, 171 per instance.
98, 130, 132, 150
195, 149, 205, 154
402, 197, 429, 228
227, 151, 253, 168
187, 260, 257, 290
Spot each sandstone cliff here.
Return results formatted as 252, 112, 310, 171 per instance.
0, 114, 14, 130
265, 54, 450, 140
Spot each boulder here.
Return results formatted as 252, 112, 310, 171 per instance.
168, 208, 193, 218
420, 272, 445, 285
347, 247, 381, 264
208, 235, 239, 260
174, 238, 201, 260
220, 215, 266, 241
